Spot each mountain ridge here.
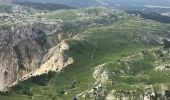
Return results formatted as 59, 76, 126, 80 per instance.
14, 0, 170, 7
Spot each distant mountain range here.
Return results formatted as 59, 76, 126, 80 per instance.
15, 0, 98, 7
14, 0, 170, 7
110, 0, 170, 7
14, 2, 74, 10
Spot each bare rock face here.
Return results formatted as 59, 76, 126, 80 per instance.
8, 40, 73, 89
0, 22, 73, 91
31, 40, 73, 76
93, 63, 110, 84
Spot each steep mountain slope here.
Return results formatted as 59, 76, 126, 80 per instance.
0, 5, 125, 94
0, 22, 63, 91
0, 7, 170, 100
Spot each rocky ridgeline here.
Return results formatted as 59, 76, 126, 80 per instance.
75, 47, 170, 100
0, 22, 74, 91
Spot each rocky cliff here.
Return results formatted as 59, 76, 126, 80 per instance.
0, 22, 73, 91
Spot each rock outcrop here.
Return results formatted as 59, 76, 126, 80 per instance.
0, 22, 73, 91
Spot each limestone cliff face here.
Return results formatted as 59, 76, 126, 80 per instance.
8, 40, 73, 89
33, 41, 73, 76
0, 22, 73, 91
